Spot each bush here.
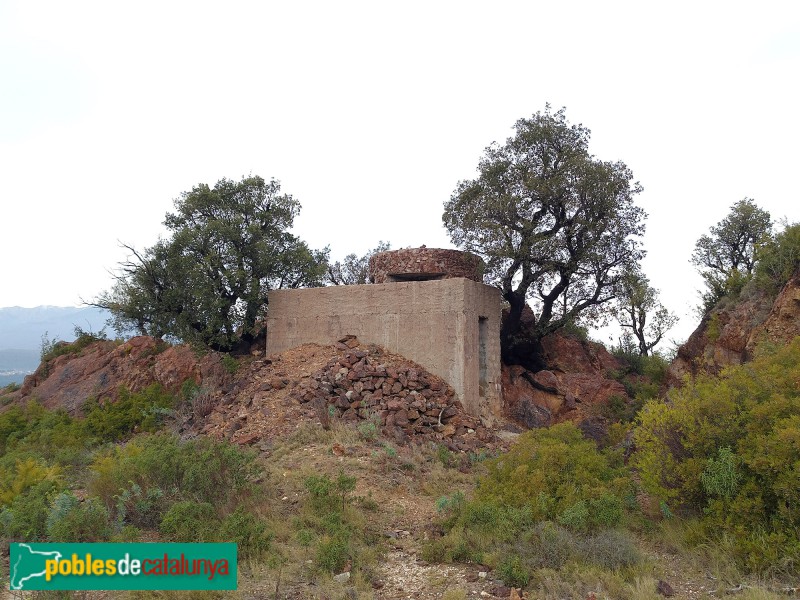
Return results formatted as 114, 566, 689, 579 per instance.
41, 327, 108, 363
0, 479, 62, 541
115, 483, 167, 529
46, 492, 111, 542
497, 555, 529, 587
754, 222, 800, 293
633, 338, 800, 572
90, 433, 259, 514
316, 532, 350, 573
160, 501, 219, 542
220, 509, 272, 558
580, 529, 640, 569
81, 384, 176, 442
476, 423, 633, 529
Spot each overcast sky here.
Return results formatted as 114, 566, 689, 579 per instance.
1, 1, 798, 348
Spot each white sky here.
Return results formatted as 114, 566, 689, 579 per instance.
1, 1, 798, 348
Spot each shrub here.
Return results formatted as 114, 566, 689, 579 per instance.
497, 554, 529, 587
220, 509, 271, 558
0, 479, 62, 541
754, 221, 800, 293
476, 422, 633, 528
316, 532, 350, 573
81, 384, 176, 442
90, 433, 259, 515
580, 529, 640, 569
160, 501, 219, 542
41, 327, 108, 363
115, 483, 167, 529
357, 419, 378, 441
46, 493, 111, 542
633, 338, 800, 572
0, 458, 60, 506
221, 353, 239, 375
557, 500, 589, 532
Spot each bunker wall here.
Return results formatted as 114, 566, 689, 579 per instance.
266, 279, 501, 419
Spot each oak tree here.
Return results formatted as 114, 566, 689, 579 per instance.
614, 270, 678, 356
326, 241, 391, 285
95, 175, 328, 351
691, 198, 772, 310
443, 106, 645, 367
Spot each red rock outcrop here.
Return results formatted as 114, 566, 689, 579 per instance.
668, 271, 800, 383
16, 336, 229, 414
502, 332, 628, 428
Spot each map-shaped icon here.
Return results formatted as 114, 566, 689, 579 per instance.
10, 543, 63, 590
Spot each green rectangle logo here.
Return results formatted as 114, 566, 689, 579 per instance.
9, 543, 237, 590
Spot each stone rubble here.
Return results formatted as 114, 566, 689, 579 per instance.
289, 336, 495, 451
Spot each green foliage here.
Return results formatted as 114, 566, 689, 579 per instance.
497, 554, 530, 587
691, 198, 772, 311
115, 483, 166, 529
95, 175, 329, 351
754, 221, 800, 293
436, 491, 465, 515
633, 338, 800, 572
221, 353, 239, 374
700, 447, 741, 499
304, 470, 356, 513
326, 241, 392, 285
443, 105, 645, 360
436, 444, 455, 468
219, 508, 271, 558
46, 492, 111, 542
316, 531, 351, 573
1, 382, 21, 394
557, 500, 590, 532
160, 501, 219, 542
0, 458, 60, 505
41, 327, 108, 363
422, 423, 638, 581
90, 433, 259, 519
614, 270, 678, 356
706, 312, 722, 342
81, 384, 176, 441
0, 479, 62, 541
356, 419, 378, 441
476, 423, 633, 529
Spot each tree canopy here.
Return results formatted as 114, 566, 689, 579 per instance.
443, 106, 645, 367
95, 175, 328, 351
614, 270, 678, 356
691, 198, 771, 310
326, 241, 391, 285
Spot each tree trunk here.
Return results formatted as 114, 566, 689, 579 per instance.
500, 290, 547, 372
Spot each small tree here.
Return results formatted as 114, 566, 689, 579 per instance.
326, 241, 391, 285
614, 270, 678, 356
691, 198, 772, 310
443, 106, 645, 368
94, 175, 328, 351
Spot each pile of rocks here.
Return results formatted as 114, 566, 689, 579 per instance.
290, 336, 493, 450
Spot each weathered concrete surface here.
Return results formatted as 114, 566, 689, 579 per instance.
266, 279, 502, 420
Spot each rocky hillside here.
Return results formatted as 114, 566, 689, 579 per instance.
502, 332, 627, 429
9, 336, 230, 414
6, 327, 627, 446
669, 270, 800, 383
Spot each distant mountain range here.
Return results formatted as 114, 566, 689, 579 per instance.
0, 306, 112, 385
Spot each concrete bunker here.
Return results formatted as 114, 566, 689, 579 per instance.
266, 248, 501, 420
